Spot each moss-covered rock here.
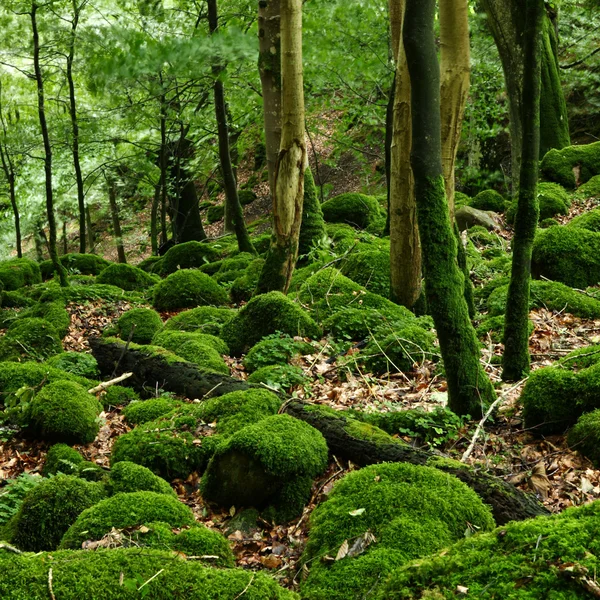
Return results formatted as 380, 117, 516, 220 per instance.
559, 344, 600, 371
59, 253, 110, 276
476, 314, 534, 344
27, 381, 101, 444
59, 491, 195, 549
575, 173, 600, 199
17, 298, 71, 339
540, 141, 600, 188
243, 334, 313, 372
568, 206, 600, 232
0, 317, 63, 362
152, 328, 229, 356
506, 182, 570, 224
221, 291, 321, 356
153, 269, 229, 311
299, 168, 327, 256
42, 443, 85, 476
238, 189, 257, 205
122, 396, 181, 426
9, 475, 106, 551
247, 364, 308, 391
1, 290, 32, 308
340, 250, 390, 297
160, 241, 220, 275
117, 307, 163, 344
101, 385, 140, 408
300, 462, 495, 600
321, 193, 382, 229
201, 414, 328, 521
96, 262, 160, 291
164, 306, 235, 336
230, 258, 265, 303
137, 255, 163, 273
107, 461, 175, 496
568, 409, 600, 467
539, 217, 559, 228
454, 191, 471, 208
207, 204, 225, 224
0, 258, 42, 290
470, 189, 506, 213
0, 473, 42, 532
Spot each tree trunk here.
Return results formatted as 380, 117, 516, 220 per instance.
107, 176, 127, 263
257, 0, 307, 294
502, 0, 544, 381
85, 205, 95, 253
404, 0, 495, 417
62, 218, 68, 255
0, 145, 21, 258
31, 3, 68, 287
388, 0, 422, 309
258, 0, 282, 197
150, 176, 161, 255
208, 0, 255, 254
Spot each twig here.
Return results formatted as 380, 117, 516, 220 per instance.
137, 568, 164, 592
0, 543, 22, 554
48, 569, 56, 600
234, 573, 255, 600
88, 372, 133, 395
461, 378, 528, 463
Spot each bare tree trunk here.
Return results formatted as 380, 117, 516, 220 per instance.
107, 176, 127, 264
258, 0, 282, 197
0, 144, 21, 258
62, 218, 68, 255
257, 0, 307, 294
150, 176, 161, 255
85, 205, 95, 253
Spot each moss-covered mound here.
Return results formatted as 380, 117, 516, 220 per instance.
137, 255, 163, 273
540, 141, 600, 188
8, 475, 106, 551
299, 168, 326, 256
379, 500, 600, 599
46, 351, 98, 379
161, 241, 220, 275
568, 206, 600, 232
122, 396, 181, 425
507, 182, 571, 224
42, 443, 85, 476
470, 189, 506, 213
96, 262, 160, 291
221, 291, 321, 356
246, 364, 309, 391
117, 307, 163, 344
559, 344, 600, 370
568, 409, 600, 467
152, 329, 229, 356
19, 298, 71, 338
575, 173, 600, 199
201, 414, 328, 521
101, 385, 140, 408
59, 491, 195, 549
243, 334, 313, 372
0, 548, 298, 599
230, 258, 265, 303
61, 253, 110, 276
340, 250, 390, 297
27, 380, 101, 444
0, 258, 42, 290
476, 314, 534, 344
153, 269, 229, 311
321, 193, 382, 229
164, 306, 235, 336
0, 317, 63, 362
300, 462, 495, 600
107, 461, 175, 496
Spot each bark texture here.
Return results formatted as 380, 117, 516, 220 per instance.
0, 144, 20, 258
107, 176, 127, 263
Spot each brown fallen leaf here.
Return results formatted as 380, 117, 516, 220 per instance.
529, 463, 551, 499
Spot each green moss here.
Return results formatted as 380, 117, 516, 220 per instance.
470, 189, 506, 213
243, 334, 313, 372
43, 443, 85, 476
299, 168, 327, 256
96, 263, 160, 291
207, 204, 225, 224
137, 255, 163, 272
102, 385, 140, 408
27, 381, 101, 444
568, 206, 600, 232
238, 189, 257, 205
506, 182, 570, 224
20, 300, 71, 338
230, 258, 265, 303
153, 269, 229, 311
323, 307, 415, 342
476, 314, 534, 344
221, 291, 321, 356
575, 174, 600, 199
1, 290, 33, 308
300, 462, 495, 600
454, 191, 471, 207
0, 317, 63, 362
209, 253, 255, 280
340, 250, 390, 297
107, 461, 175, 496
122, 396, 180, 425
568, 410, 600, 467
247, 364, 308, 391
0, 548, 297, 599
164, 306, 235, 336
541, 141, 600, 189
9, 475, 106, 551
321, 193, 383, 229
201, 414, 328, 520
343, 419, 398, 445
59, 253, 110, 276
59, 491, 195, 549
160, 241, 220, 275
539, 217, 559, 228
0, 258, 42, 290
152, 329, 229, 356
559, 344, 600, 370
117, 308, 163, 344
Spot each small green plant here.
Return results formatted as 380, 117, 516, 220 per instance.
0, 472, 42, 527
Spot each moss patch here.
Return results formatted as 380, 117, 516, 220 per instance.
540, 141, 600, 188
107, 461, 175, 496
164, 306, 235, 336
117, 308, 163, 344
321, 193, 382, 229
96, 263, 160, 291
160, 241, 220, 275
153, 269, 229, 311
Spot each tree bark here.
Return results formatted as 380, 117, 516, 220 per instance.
85, 205, 95, 253
257, 0, 307, 294
502, 0, 544, 381
150, 176, 161, 255
404, 0, 495, 416
31, 2, 68, 287
258, 0, 282, 197
107, 176, 127, 263
0, 144, 21, 258
208, 0, 255, 254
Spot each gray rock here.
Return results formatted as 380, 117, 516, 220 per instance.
455, 206, 500, 231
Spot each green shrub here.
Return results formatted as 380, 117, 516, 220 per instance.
201, 414, 328, 521
107, 461, 175, 496
59, 491, 195, 549
43, 443, 85, 476
470, 189, 506, 212
96, 263, 160, 291
300, 462, 495, 600
117, 307, 163, 344
153, 269, 228, 311
340, 250, 390, 297
164, 306, 235, 336
0, 317, 63, 362
244, 334, 313, 372
230, 258, 265, 303
222, 291, 321, 356
160, 241, 220, 275
152, 329, 229, 356
540, 141, 600, 188
207, 204, 225, 224
27, 381, 101, 444
0, 473, 42, 529
122, 396, 180, 425
247, 364, 308, 391
46, 352, 99, 379
101, 385, 140, 408
321, 193, 382, 229
9, 475, 106, 551
568, 409, 600, 467
575, 173, 600, 198
0, 258, 41, 290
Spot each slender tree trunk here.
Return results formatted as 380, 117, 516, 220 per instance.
404, 0, 495, 417
34, 220, 46, 261
502, 0, 544, 381
150, 176, 161, 255
85, 205, 95, 253
31, 3, 68, 287
62, 218, 68, 255
258, 0, 282, 197
388, 0, 421, 309
207, 0, 255, 254
257, 0, 307, 294
0, 145, 21, 258
66, 1, 86, 254
158, 87, 169, 243
107, 176, 127, 264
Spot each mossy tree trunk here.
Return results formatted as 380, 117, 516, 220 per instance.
107, 175, 127, 264
257, 0, 307, 294
403, 0, 495, 416
388, 0, 422, 309
502, 0, 544, 381
258, 0, 282, 198
298, 167, 325, 258
208, 0, 255, 255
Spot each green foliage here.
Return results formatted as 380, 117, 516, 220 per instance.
122, 396, 180, 426
152, 269, 229, 311
243, 334, 313, 372
247, 364, 309, 391
0, 473, 42, 529
540, 141, 600, 188
47, 352, 99, 379
340, 250, 390, 297
9, 475, 106, 552
117, 308, 164, 344
221, 291, 321, 356
96, 263, 160, 291
163, 306, 236, 336
0, 317, 63, 362
321, 193, 382, 229
160, 242, 220, 275
43, 443, 85, 477
323, 307, 415, 342
59, 491, 195, 550
0, 258, 42, 291
107, 461, 175, 497
469, 189, 506, 212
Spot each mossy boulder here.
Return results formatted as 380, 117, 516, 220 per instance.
9, 475, 106, 551
540, 141, 600, 188
160, 241, 220, 275
207, 204, 225, 224
19, 299, 71, 338
59, 491, 195, 549
152, 329, 228, 359
164, 306, 235, 336
60, 253, 110, 276
96, 262, 160, 291
1, 290, 33, 308
221, 291, 321, 356
559, 344, 600, 370
243, 334, 313, 372
0, 317, 63, 362
26, 381, 101, 444
470, 189, 506, 213
247, 364, 309, 391
321, 193, 382, 229
568, 206, 600, 232
340, 250, 390, 297
101, 385, 140, 408
208, 253, 255, 280
137, 255, 163, 272
107, 461, 175, 496
0, 258, 42, 290
454, 191, 471, 208
300, 462, 495, 600
122, 396, 181, 425
42, 443, 85, 476
153, 269, 229, 311
575, 173, 600, 198
117, 307, 163, 344
238, 189, 257, 205
568, 409, 600, 467
230, 258, 265, 303
201, 414, 328, 521
506, 182, 570, 224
